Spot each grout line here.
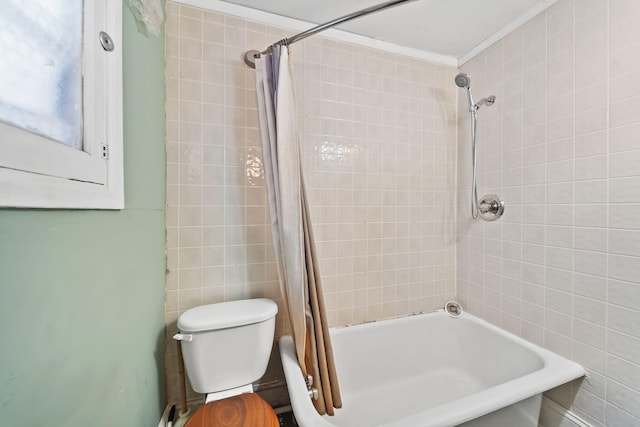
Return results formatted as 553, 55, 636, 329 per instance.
604, 2, 611, 423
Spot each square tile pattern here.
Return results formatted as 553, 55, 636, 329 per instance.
165, 0, 457, 404
165, 1, 640, 425
457, 1, 640, 425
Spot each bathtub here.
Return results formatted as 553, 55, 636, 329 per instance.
279, 310, 585, 427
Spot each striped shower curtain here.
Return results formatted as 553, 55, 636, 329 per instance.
254, 46, 342, 416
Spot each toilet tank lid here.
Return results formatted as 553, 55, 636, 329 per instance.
177, 298, 278, 333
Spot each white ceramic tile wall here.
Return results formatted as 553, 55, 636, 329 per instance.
457, 0, 640, 425
164, 1, 457, 401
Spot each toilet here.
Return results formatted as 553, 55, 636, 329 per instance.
173, 298, 279, 427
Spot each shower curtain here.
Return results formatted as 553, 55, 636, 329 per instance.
254, 46, 342, 416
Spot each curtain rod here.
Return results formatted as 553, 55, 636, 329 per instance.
243, 0, 418, 68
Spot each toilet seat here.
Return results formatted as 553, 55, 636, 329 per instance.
184, 393, 279, 427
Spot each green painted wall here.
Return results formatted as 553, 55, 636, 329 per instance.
0, 4, 167, 427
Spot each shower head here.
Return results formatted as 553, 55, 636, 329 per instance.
454, 73, 471, 89
475, 95, 496, 108
455, 73, 474, 111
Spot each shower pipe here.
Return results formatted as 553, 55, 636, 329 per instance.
243, 0, 418, 68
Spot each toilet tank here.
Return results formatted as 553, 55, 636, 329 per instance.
177, 298, 278, 394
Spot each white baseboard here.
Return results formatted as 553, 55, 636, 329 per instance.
539, 396, 592, 427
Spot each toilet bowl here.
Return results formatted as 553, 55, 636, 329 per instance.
174, 298, 279, 426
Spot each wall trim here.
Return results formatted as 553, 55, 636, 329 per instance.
172, 0, 562, 68
539, 396, 592, 427
459, 0, 560, 65
171, 0, 459, 66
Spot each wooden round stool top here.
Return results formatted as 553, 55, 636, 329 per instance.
185, 393, 279, 427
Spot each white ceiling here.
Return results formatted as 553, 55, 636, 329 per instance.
220, 0, 555, 62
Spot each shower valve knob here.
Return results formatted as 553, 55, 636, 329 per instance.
478, 194, 505, 221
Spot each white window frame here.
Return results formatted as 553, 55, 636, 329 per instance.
0, 1, 123, 209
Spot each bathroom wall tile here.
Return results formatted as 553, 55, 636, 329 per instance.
523, 263, 545, 287
574, 295, 606, 325
610, 123, 640, 153
609, 254, 640, 283
547, 91, 573, 120
610, 204, 640, 230
456, 2, 640, 420
609, 149, 640, 178
608, 330, 640, 364
545, 288, 572, 314
576, 130, 607, 158
547, 160, 573, 183
580, 369, 607, 400
610, 96, 640, 128
523, 164, 546, 185
574, 318, 605, 350
609, 229, 640, 257
574, 272, 607, 301
573, 340, 606, 373
545, 267, 574, 292
547, 183, 573, 205
610, 177, 640, 203
573, 386, 606, 424
544, 329, 573, 359
605, 403, 640, 427
608, 279, 640, 310
610, 41, 640, 79
608, 354, 640, 395
179, 268, 203, 290
610, 0, 640, 44
545, 308, 573, 337
575, 180, 607, 204
547, 204, 574, 227
574, 250, 607, 277
165, 1, 459, 401
576, 55, 607, 93
523, 243, 545, 265
574, 227, 606, 252
546, 117, 573, 142
611, 68, 640, 104
575, 204, 607, 228
606, 380, 640, 419
576, 107, 607, 136
608, 305, 640, 339
576, 155, 607, 181
169, 1, 640, 416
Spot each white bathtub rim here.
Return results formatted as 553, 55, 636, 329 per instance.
280, 335, 340, 427
279, 310, 586, 427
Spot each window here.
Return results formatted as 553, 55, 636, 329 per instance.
0, 1, 123, 209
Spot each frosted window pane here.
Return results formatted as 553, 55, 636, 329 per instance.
0, 0, 83, 149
